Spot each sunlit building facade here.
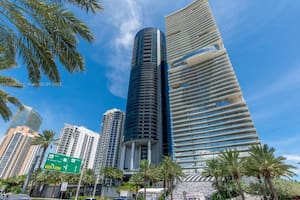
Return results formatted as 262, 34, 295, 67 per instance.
94, 109, 124, 174
0, 126, 40, 179
56, 123, 100, 169
165, 0, 261, 174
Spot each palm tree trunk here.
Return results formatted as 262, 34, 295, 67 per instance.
266, 177, 278, 200
170, 179, 173, 200
135, 185, 138, 200
214, 176, 221, 200
38, 147, 47, 169
163, 179, 166, 195
235, 177, 245, 200
256, 175, 267, 200
144, 176, 146, 200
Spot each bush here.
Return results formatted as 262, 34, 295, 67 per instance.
274, 179, 300, 199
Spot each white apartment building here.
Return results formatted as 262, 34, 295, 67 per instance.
165, 0, 261, 174
56, 123, 100, 169
94, 109, 124, 174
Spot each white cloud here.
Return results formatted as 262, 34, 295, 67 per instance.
268, 134, 300, 148
82, 0, 144, 98
79, 0, 291, 98
283, 155, 300, 162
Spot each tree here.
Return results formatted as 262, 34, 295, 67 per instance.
0, 61, 23, 121
102, 166, 123, 186
218, 149, 245, 200
0, 0, 102, 121
139, 160, 155, 200
128, 173, 143, 197
203, 158, 223, 199
82, 169, 96, 196
160, 156, 185, 200
247, 144, 296, 200
31, 130, 57, 169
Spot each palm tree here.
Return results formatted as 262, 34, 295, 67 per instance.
82, 169, 96, 196
0, 0, 102, 85
218, 149, 245, 200
0, 0, 102, 121
0, 59, 23, 121
31, 130, 57, 169
160, 156, 185, 200
203, 158, 223, 199
129, 173, 143, 198
139, 160, 155, 200
102, 167, 123, 185
247, 144, 296, 200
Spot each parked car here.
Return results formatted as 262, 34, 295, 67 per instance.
113, 197, 132, 200
0, 194, 31, 200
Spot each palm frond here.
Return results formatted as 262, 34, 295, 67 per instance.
0, 76, 23, 88
66, 0, 103, 13
0, 89, 23, 121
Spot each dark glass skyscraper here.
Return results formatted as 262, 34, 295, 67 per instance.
120, 27, 171, 171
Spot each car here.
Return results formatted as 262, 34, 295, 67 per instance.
0, 194, 31, 200
113, 197, 132, 200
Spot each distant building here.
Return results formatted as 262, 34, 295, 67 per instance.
7, 106, 42, 132
94, 109, 124, 174
56, 124, 100, 169
165, 0, 261, 173
0, 126, 40, 179
121, 27, 171, 171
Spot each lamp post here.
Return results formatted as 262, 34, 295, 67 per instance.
22, 154, 39, 194
75, 144, 89, 200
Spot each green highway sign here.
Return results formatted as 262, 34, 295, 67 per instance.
44, 153, 82, 174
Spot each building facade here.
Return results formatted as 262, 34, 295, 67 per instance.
165, 0, 261, 174
121, 27, 171, 171
0, 126, 40, 179
7, 106, 42, 132
56, 124, 100, 169
94, 109, 124, 174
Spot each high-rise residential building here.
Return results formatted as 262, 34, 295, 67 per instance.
7, 106, 42, 132
94, 109, 124, 174
165, 0, 261, 174
121, 27, 171, 171
0, 126, 40, 179
56, 123, 100, 169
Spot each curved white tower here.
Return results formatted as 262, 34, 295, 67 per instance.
165, 0, 261, 174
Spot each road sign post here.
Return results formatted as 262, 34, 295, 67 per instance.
44, 153, 82, 174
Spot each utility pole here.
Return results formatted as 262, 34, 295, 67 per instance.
75, 144, 89, 200
22, 154, 39, 194
92, 165, 103, 199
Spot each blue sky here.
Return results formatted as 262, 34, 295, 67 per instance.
1, 0, 300, 176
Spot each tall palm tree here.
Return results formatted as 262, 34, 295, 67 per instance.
203, 158, 223, 199
0, 0, 102, 121
247, 144, 296, 200
218, 149, 245, 200
160, 156, 185, 200
31, 130, 57, 169
139, 160, 155, 200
